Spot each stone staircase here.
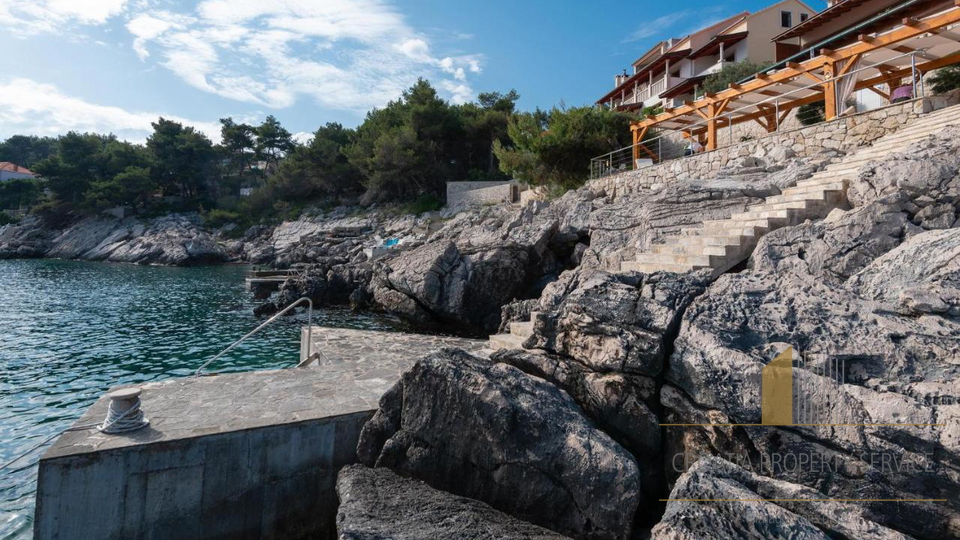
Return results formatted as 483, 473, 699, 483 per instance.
623, 103, 960, 277
489, 103, 960, 349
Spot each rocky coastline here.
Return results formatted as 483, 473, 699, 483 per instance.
5, 125, 959, 539
337, 127, 958, 539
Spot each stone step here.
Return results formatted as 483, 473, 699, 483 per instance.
681, 225, 768, 237
761, 189, 845, 206
489, 333, 525, 350
729, 208, 792, 221
621, 260, 698, 273
650, 243, 732, 257
509, 321, 533, 338
635, 252, 718, 266
650, 235, 749, 248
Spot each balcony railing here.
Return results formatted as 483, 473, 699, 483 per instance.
612, 76, 674, 109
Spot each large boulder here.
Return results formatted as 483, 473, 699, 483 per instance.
526, 269, 711, 376
370, 205, 561, 333
492, 348, 663, 514
336, 464, 571, 540
652, 457, 912, 540
357, 348, 641, 540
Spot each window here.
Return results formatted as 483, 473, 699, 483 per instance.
800, 12, 809, 22
781, 10, 793, 27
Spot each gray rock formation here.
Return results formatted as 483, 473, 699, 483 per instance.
491, 348, 663, 510
357, 348, 641, 540
849, 125, 960, 229
336, 464, 572, 540
663, 198, 960, 539
368, 203, 567, 333
652, 457, 911, 540
0, 213, 226, 265
526, 269, 711, 376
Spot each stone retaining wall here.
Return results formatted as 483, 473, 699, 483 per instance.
446, 180, 520, 207
590, 92, 960, 199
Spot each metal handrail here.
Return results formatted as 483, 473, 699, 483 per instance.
195, 297, 313, 377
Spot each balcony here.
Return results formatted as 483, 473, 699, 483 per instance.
612, 76, 675, 109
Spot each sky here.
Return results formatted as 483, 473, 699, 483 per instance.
0, 0, 826, 144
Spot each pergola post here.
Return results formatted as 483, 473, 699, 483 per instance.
706, 102, 718, 151
631, 128, 640, 167
823, 59, 838, 120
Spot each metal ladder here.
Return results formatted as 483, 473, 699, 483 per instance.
195, 297, 321, 376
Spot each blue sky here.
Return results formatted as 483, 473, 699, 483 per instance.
0, 0, 825, 143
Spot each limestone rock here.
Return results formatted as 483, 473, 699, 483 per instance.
849, 125, 960, 230
665, 209, 960, 539
357, 348, 641, 540
0, 213, 226, 265
336, 464, 571, 540
492, 348, 663, 510
526, 269, 711, 376
652, 457, 912, 540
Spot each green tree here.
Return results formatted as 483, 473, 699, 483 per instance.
494, 106, 635, 189
0, 135, 57, 168
344, 79, 466, 202
266, 122, 362, 201
701, 61, 773, 95
147, 118, 216, 198
255, 115, 294, 172
84, 166, 157, 211
220, 117, 257, 177
33, 132, 108, 204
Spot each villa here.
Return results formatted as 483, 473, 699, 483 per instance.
598, 0, 817, 111
0, 162, 36, 182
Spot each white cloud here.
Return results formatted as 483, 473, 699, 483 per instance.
0, 78, 222, 143
0, 0, 128, 36
127, 0, 483, 111
622, 10, 692, 43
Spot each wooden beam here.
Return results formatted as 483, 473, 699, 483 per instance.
836, 53, 862, 78
891, 44, 937, 61
866, 86, 891, 100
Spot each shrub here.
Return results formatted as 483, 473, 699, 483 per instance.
797, 100, 825, 126
701, 61, 773, 95
0, 211, 19, 226
202, 208, 242, 228
929, 65, 960, 94
400, 193, 444, 215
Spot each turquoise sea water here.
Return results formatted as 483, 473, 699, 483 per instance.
0, 259, 406, 540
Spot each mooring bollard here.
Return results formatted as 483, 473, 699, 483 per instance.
98, 387, 150, 434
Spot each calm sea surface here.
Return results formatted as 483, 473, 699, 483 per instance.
0, 259, 407, 539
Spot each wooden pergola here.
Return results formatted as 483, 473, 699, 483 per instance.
631, 1, 960, 162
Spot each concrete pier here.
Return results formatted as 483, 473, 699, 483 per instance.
35, 327, 486, 540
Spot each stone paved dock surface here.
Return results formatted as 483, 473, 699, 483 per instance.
301, 326, 489, 394
36, 326, 487, 540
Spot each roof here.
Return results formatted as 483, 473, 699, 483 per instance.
689, 31, 750, 59
773, 0, 874, 40
659, 75, 708, 99
597, 49, 691, 104
0, 162, 35, 176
